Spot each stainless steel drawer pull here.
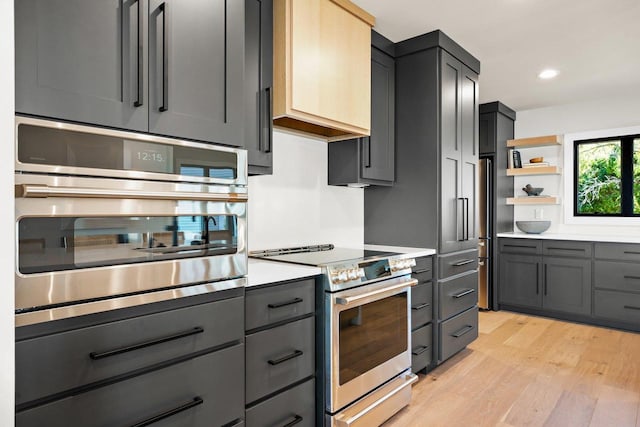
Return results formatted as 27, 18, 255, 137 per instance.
129, 396, 203, 427
452, 289, 475, 299
279, 415, 303, 427
623, 305, 640, 311
451, 325, 474, 338
412, 268, 431, 274
89, 327, 204, 360
412, 303, 430, 310
268, 349, 304, 366
452, 259, 475, 267
268, 297, 303, 309
623, 275, 640, 280
411, 345, 430, 356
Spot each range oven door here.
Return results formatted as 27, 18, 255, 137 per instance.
326, 275, 416, 413
15, 175, 247, 312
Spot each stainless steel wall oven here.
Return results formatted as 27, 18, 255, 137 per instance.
15, 117, 247, 326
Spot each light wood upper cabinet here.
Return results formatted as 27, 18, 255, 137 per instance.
273, 0, 375, 140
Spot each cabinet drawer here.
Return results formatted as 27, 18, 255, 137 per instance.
439, 249, 478, 279
246, 278, 315, 331
412, 256, 433, 282
499, 238, 542, 255
594, 290, 640, 328
411, 323, 432, 373
595, 242, 640, 262
543, 240, 592, 258
594, 261, 640, 292
440, 307, 478, 362
439, 272, 478, 320
16, 344, 244, 427
16, 296, 243, 406
246, 378, 315, 427
246, 316, 315, 404
411, 282, 433, 330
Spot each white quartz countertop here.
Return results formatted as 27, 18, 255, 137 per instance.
363, 244, 436, 258
247, 258, 321, 288
497, 232, 640, 244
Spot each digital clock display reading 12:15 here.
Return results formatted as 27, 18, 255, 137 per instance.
123, 140, 174, 174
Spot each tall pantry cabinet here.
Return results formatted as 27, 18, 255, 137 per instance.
365, 30, 480, 365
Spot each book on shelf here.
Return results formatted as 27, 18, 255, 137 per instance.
512, 150, 522, 168
523, 162, 550, 167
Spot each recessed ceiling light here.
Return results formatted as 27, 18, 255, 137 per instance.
538, 69, 559, 80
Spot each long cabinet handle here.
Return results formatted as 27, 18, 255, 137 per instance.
89, 327, 204, 360
268, 349, 304, 366
452, 259, 475, 267
452, 289, 475, 299
261, 87, 273, 153
457, 197, 464, 242
546, 247, 584, 252
279, 415, 304, 427
536, 262, 540, 295
623, 305, 640, 311
129, 397, 203, 427
268, 297, 303, 309
158, 2, 169, 112
411, 345, 430, 356
464, 197, 470, 241
624, 251, 640, 255
624, 275, 640, 280
335, 278, 417, 306
412, 268, 431, 274
544, 264, 548, 295
412, 302, 430, 310
363, 137, 372, 168
503, 244, 537, 250
133, 0, 144, 107
451, 325, 474, 338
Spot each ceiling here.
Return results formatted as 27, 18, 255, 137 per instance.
352, 0, 640, 112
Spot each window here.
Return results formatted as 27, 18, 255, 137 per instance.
574, 135, 640, 216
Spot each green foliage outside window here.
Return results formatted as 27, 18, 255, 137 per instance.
577, 141, 621, 214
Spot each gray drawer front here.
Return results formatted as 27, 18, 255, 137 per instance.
439, 272, 478, 320
594, 290, 640, 327
412, 256, 433, 282
439, 249, 478, 279
246, 378, 315, 427
542, 240, 592, 258
17, 344, 244, 427
246, 317, 315, 404
595, 242, 640, 262
411, 282, 433, 330
499, 238, 542, 255
246, 278, 315, 331
594, 261, 640, 292
440, 307, 478, 362
411, 323, 432, 373
16, 296, 243, 406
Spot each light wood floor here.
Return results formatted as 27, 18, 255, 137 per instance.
385, 310, 640, 427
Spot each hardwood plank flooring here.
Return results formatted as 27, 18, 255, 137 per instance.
384, 311, 640, 427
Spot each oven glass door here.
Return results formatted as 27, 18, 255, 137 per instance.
338, 293, 408, 385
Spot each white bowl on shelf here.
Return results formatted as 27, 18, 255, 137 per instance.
516, 220, 551, 234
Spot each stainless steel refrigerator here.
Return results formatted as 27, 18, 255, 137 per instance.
478, 158, 492, 309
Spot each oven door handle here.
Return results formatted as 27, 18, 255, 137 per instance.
16, 184, 248, 202
335, 278, 418, 306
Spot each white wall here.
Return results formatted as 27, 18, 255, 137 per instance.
248, 131, 364, 250
0, 0, 15, 424
513, 94, 640, 237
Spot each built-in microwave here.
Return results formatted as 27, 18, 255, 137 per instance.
14, 117, 248, 325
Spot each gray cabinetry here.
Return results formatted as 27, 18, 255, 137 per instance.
499, 239, 591, 315
15, 290, 245, 426
329, 31, 395, 187
410, 256, 434, 373
245, 0, 273, 174
244, 278, 316, 426
16, 0, 245, 147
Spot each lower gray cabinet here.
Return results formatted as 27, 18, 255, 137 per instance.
411, 324, 432, 373
410, 256, 434, 373
543, 258, 591, 315
17, 345, 244, 427
499, 253, 542, 309
244, 278, 316, 425
440, 307, 478, 361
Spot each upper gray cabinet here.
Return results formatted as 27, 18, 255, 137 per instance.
328, 31, 395, 187
245, 0, 273, 175
15, 0, 245, 147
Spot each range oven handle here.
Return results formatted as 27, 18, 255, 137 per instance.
16, 184, 248, 202
335, 278, 418, 306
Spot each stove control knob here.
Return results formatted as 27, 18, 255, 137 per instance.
347, 269, 358, 280
357, 268, 365, 278
338, 270, 348, 282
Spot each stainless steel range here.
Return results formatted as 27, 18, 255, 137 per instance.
251, 245, 419, 427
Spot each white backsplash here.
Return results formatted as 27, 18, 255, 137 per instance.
248, 130, 364, 251
514, 94, 640, 237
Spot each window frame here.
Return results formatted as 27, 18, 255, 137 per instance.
573, 134, 639, 217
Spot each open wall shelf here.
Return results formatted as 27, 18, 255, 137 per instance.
507, 196, 560, 205
507, 166, 561, 176
507, 135, 562, 148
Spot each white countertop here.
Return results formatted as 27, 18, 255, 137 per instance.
497, 232, 640, 244
364, 244, 436, 258
247, 258, 321, 288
